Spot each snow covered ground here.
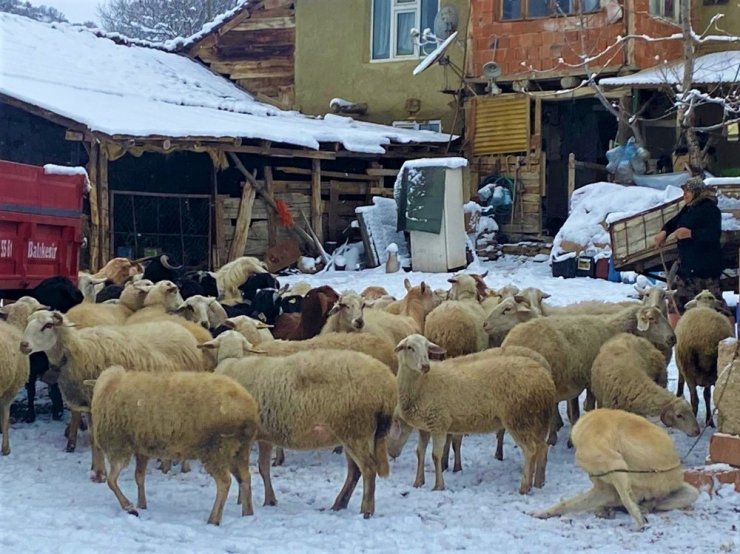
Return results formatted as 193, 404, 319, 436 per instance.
1, 257, 738, 553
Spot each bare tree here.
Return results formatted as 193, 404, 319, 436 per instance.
0, 0, 67, 22
98, 0, 240, 42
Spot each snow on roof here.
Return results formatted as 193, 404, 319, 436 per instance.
600, 51, 740, 87
0, 13, 452, 154
160, 0, 254, 52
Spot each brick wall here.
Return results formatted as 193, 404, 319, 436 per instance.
470, 0, 687, 81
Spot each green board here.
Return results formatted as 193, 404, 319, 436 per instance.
396, 166, 445, 234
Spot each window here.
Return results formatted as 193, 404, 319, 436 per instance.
649, 0, 679, 20
372, 0, 438, 61
502, 0, 599, 20
393, 120, 443, 132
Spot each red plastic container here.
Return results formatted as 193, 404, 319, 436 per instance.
0, 160, 84, 292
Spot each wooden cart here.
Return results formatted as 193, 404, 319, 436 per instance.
609, 183, 740, 290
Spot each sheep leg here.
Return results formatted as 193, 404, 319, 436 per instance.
344, 441, 377, 518
257, 441, 277, 506
107, 458, 138, 517
566, 399, 580, 448
231, 445, 254, 517
431, 432, 447, 491
547, 405, 560, 446
331, 452, 361, 511
272, 446, 285, 467
206, 468, 231, 526
1, 399, 10, 455
532, 482, 618, 519
676, 374, 685, 398
584, 388, 595, 412
686, 378, 700, 417
703, 386, 714, 427
134, 454, 149, 509
159, 459, 172, 474
495, 429, 505, 461
533, 441, 548, 489
24, 376, 36, 423
180, 460, 191, 473
413, 430, 430, 488
441, 435, 451, 472
65, 410, 82, 453
605, 472, 646, 529
452, 435, 463, 472
509, 430, 537, 494
49, 384, 63, 421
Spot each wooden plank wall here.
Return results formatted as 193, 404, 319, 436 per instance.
190, 1, 296, 108
471, 153, 545, 237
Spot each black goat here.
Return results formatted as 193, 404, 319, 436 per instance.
30, 275, 83, 313
185, 271, 219, 298
239, 273, 280, 302
96, 283, 123, 303
142, 254, 183, 283
248, 288, 283, 325
280, 294, 304, 314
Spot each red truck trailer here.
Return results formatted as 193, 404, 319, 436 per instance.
0, 160, 84, 297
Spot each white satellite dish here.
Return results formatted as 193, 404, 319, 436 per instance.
433, 5, 459, 40
413, 30, 458, 76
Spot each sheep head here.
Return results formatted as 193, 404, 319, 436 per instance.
328, 293, 365, 330
19, 310, 71, 355
199, 330, 264, 363
637, 285, 673, 316
143, 280, 184, 310
635, 306, 676, 349
684, 289, 721, 311
496, 284, 521, 299
118, 279, 153, 311
223, 315, 273, 338
395, 334, 446, 374
660, 398, 700, 437
447, 274, 479, 302
515, 287, 551, 316
175, 295, 227, 329
0, 297, 47, 328
483, 297, 537, 345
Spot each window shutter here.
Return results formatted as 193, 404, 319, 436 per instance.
473, 95, 531, 156
372, 0, 391, 60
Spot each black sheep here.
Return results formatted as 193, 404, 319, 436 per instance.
239, 273, 280, 302
30, 275, 83, 313
96, 283, 123, 303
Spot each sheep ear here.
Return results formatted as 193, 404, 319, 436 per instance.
420, 281, 428, 293
684, 299, 697, 310
197, 341, 218, 350
447, 277, 457, 284
247, 346, 267, 354
393, 343, 405, 353
427, 342, 446, 356
327, 302, 341, 316
404, 278, 412, 291
513, 295, 530, 306
540, 292, 551, 300
480, 271, 489, 279
81, 379, 96, 394
634, 284, 647, 298
51, 312, 66, 326
636, 310, 651, 332
255, 322, 273, 329
516, 303, 532, 313
223, 320, 236, 329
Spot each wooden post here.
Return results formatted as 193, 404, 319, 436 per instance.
98, 146, 111, 263
227, 181, 256, 262
264, 166, 278, 246
567, 153, 576, 206
214, 195, 225, 268
311, 159, 323, 244
87, 141, 100, 271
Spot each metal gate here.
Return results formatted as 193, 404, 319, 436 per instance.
111, 191, 211, 268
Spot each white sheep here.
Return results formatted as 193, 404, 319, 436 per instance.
200, 330, 397, 518
175, 295, 229, 330
20, 310, 204, 481
90, 366, 259, 525
393, 334, 555, 494
532, 409, 699, 529
221, 315, 274, 345
0, 321, 30, 455
675, 290, 734, 427
77, 272, 107, 302
322, 292, 418, 345
591, 333, 699, 436
502, 305, 676, 444
215, 256, 267, 304
423, 274, 488, 358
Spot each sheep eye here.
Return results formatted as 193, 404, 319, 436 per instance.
42, 322, 53, 331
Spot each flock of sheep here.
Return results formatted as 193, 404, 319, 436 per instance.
0, 255, 733, 530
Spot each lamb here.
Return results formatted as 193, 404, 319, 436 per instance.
393, 334, 555, 494
0, 321, 30, 454
215, 256, 268, 304
273, 285, 339, 340
92, 257, 142, 285
423, 274, 488, 358
384, 280, 438, 331
77, 273, 107, 302
675, 290, 733, 426
90, 366, 259, 525
591, 333, 699, 436
201, 330, 397, 518
175, 295, 229, 330
20, 310, 204, 481
502, 305, 676, 444
532, 409, 699, 529
322, 292, 418, 345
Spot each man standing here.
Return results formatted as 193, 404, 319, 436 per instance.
654, 176, 731, 315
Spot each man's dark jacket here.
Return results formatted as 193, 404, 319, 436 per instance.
662, 194, 723, 279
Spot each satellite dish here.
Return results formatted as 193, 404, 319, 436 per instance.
482, 61, 502, 80
413, 31, 458, 76
434, 5, 459, 40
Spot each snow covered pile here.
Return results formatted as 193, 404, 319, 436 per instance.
551, 182, 682, 262
355, 197, 409, 267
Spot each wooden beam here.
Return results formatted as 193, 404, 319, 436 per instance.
87, 141, 100, 271
233, 16, 295, 31
311, 159, 323, 243
99, 146, 111, 263
227, 180, 257, 262
264, 166, 278, 246
276, 166, 372, 180
227, 144, 336, 160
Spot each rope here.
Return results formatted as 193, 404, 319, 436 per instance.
589, 464, 681, 479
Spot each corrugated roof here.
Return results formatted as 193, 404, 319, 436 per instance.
600, 51, 740, 87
